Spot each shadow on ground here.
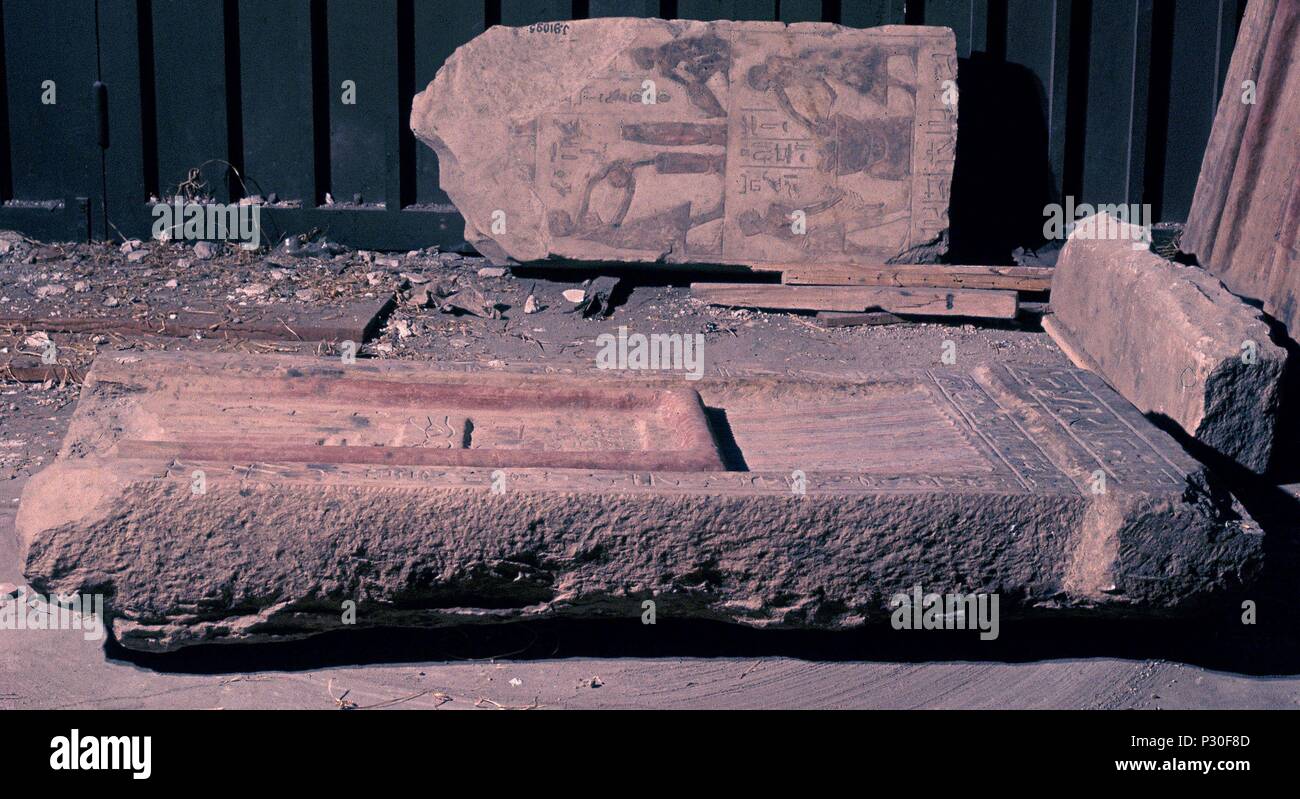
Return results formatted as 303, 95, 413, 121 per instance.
107, 600, 1300, 677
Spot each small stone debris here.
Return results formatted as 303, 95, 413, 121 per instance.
576, 275, 621, 318
285, 234, 344, 259
405, 285, 433, 308
126, 250, 149, 263
119, 239, 143, 254
562, 289, 586, 304
477, 266, 508, 279
193, 241, 217, 260
22, 331, 51, 349
439, 284, 499, 318
236, 283, 269, 298
524, 294, 541, 314
34, 284, 66, 298
73, 281, 90, 293
508, 678, 523, 687
103, 296, 120, 308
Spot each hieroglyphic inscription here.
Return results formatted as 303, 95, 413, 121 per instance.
929, 371, 1076, 493
912, 50, 958, 246
998, 366, 1187, 488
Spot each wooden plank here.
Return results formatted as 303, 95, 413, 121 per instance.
778, 263, 1053, 291
691, 283, 1019, 318
815, 311, 905, 327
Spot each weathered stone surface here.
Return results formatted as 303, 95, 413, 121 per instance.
1048, 213, 1286, 473
18, 350, 1261, 651
1183, 0, 1300, 341
411, 19, 957, 267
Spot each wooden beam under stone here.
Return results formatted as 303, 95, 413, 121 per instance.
778, 263, 1053, 292
691, 283, 1019, 319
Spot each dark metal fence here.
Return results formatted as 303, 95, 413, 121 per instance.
0, 0, 1245, 255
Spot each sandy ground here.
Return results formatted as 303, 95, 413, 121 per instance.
2, 236, 1299, 709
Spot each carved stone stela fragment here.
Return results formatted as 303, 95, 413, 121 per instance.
411, 19, 958, 266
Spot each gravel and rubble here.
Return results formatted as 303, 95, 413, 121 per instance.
1, 230, 1067, 381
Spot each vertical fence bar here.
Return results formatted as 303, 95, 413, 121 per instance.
238, 0, 315, 206
96, 0, 150, 240
411, 0, 485, 206
0, 1, 11, 202
589, 0, 660, 15
923, 0, 980, 58
779, 0, 822, 22
326, 0, 398, 208
838, 0, 906, 27
2, 0, 99, 206
1151, 0, 1238, 221
150, 0, 233, 203
676, 1, 777, 21
501, 0, 573, 24
1005, 0, 1071, 205
1077, 0, 1155, 206
1214, 0, 1246, 96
